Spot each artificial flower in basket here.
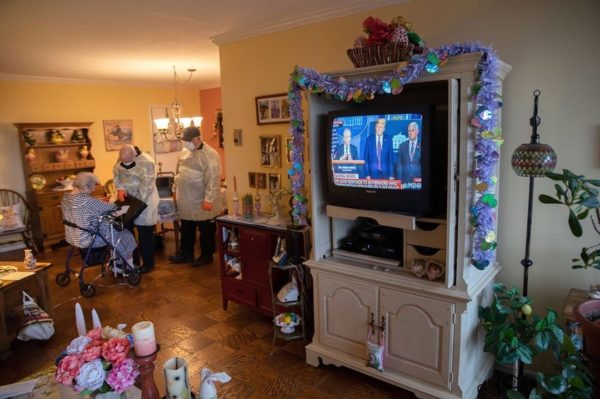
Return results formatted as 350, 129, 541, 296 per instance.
347, 16, 425, 68
55, 326, 139, 398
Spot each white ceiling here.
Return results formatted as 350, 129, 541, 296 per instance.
0, 0, 401, 89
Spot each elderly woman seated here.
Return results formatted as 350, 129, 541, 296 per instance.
61, 172, 138, 269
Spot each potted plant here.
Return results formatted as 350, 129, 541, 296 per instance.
479, 283, 593, 398
539, 169, 600, 377
242, 193, 253, 219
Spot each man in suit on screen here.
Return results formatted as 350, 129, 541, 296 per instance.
395, 121, 422, 183
333, 128, 359, 161
363, 118, 394, 179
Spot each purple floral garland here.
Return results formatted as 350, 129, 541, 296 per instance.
287, 42, 502, 270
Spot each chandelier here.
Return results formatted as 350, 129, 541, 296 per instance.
153, 66, 202, 142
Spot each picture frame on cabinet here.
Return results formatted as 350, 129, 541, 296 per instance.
248, 172, 257, 188
259, 135, 281, 168
255, 94, 290, 125
103, 119, 133, 151
257, 173, 267, 189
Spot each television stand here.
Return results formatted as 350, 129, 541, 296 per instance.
305, 54, 510, 399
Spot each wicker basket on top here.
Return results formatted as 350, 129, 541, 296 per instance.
347, 42, 417, 68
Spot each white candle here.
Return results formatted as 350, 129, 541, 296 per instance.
132, 321, 157, 356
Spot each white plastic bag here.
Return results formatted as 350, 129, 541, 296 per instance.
17, 291, 54, 341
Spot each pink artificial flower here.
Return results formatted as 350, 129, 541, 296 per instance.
102, 338, 130, 365
81, 339, 103, 362
106, 358, 139, 393
55, 354, 84, 386
86, 327, 102, 341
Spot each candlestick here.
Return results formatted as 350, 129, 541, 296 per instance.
233, 176, 237, 192
132, 321, 157, 357
134, 344, 160, 399
75, 303, 86, 336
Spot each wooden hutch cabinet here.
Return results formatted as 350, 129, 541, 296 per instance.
15, 122, 103, 250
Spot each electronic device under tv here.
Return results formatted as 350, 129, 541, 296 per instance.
325, 81, 449, 216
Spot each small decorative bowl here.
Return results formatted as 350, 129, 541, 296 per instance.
274, 313, 301, 334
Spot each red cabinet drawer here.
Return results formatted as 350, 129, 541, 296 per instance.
242, 256, 269, 289
222, 279, 256, 307
239, 229, 271, 255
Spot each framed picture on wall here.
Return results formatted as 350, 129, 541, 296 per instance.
268, 173, 281, 191
255, 93, 290, 125
248, 172, 257, 188
257, 173, 267, 189
259, 135, 281, 168
103, 119, 133, 151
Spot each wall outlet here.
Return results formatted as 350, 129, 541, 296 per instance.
233, 129, 243, 146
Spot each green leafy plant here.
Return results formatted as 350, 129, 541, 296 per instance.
539, 169, 600, 270
242, 193, 253, 205
479, 283, 592, 398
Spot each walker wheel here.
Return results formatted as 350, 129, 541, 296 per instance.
81, 284, 96, 298
127, 271, 141, 286
55, 273, 71, 286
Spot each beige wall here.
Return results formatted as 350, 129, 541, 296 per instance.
219, 0, 600, 311
0, 80, 201, 188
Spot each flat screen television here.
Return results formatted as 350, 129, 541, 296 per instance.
325, 81, 449, 216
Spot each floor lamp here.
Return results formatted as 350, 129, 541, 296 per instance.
510, 89, 557, 386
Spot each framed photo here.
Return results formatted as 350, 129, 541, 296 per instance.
257, 173, 267, 189
103, 119, 133, 151
268, 173, 281, 191
286, 137, 293, 163
255, 93, 290, 125
248, 172, 257, 188
260, 135, 281, 168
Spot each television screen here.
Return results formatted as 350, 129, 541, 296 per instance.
324, 80, 448, 216
329, 113, 425, 191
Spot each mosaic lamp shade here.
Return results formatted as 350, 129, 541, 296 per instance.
511, 142, 557, 177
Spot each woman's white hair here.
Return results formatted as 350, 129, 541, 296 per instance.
74, 172, 99, 191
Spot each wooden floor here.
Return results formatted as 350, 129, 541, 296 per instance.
0, 235, 416, 398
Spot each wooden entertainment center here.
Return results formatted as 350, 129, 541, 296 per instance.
304, 54, 511, 399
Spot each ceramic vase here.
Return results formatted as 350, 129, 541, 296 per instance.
55, 149, 69, 162
164, 357, 192, 399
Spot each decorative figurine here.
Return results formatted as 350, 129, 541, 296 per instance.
254, 189, 262, 216
23, 249, 36, 269
23, 130, 36, 146
78, 145, 89, 160
199, 368, 231, 399
231, 191, 240, 218
24, 148, 36, 164
267, 188, 289, 225
70, 129, 85, 143
46, 129, 64, 144
55, 149, 69, 162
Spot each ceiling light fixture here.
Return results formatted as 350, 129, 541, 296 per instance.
153, 65, 202, 142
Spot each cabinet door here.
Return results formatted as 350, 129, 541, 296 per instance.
380, 288, 454, 389
239, 229, 274, 288
38, 194, 64, 241
317, 273, 377, 358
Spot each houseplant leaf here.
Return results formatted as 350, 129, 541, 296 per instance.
568, 209, 583, 237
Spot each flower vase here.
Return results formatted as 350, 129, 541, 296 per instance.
231, 192, 240, 218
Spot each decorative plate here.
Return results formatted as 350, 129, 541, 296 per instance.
30, 174, 46, 190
